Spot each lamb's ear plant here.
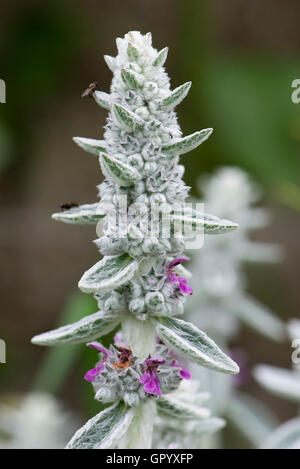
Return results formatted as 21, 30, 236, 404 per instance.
31, 31, 239, 449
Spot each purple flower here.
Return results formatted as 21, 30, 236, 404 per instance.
171, 360, 192, 380
140, 357, 165, 397
166, 257, 193, 295
84, 342, 110, 383
84, 362, 105, 383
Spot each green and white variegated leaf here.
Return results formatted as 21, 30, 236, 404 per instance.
287, 318, 300, 341
66, 401, 134, 449
118, 401, 156, 449
158, 82, 191, 110
73, 137, 106, 155
127, 42, 140, 61
100, 152, 141, 186
154, 316, 239, 374
254, 365, 300, 404
260, 417, 300, 449
93, 91, 111, 110
31, 310, 120, 346
52, 203, 106, 225
228, 295, 285, 342
157, 395, 211, 420
78, 254, 139, 293
227, 392, 278, 446
121, 68, 144, 88
161, 129, 213, 157
152, 47, 168, 67
112, 103, 144, 131
171, 213, 238, 235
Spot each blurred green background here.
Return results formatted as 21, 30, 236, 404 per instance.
0, 0, 299, 447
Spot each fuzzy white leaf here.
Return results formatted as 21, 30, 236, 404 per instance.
73, 137, 106, 156
254, 365, 300, 404
52, 203, 106, 225
161, 129, 213, 157
171, 213, 239, 235
154, 317, 239, 374
158, 82, 191, 110
227, 392, 278, 446
66, 402, 134, 449
113, 103, 144, 131
229, 295, 285, 342
100, 152, 141, 186
261, 417, 300, 449
31, 310, 120, 346
93, 91, 111, 110
152, 47, 168, 67
157, 395, 211, 420
287, 318, 300, 341
78, 254, 139, 293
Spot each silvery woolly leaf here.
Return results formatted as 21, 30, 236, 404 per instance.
66, 401, 134, 449
78, 254, 139, 293
227, 392, 278, 446
161, 129, 213, 157
152, 47, 168, 67
112, 103, 144, 131
158, 82, 191, 111
93, 91, 111, 110
171, 213, 238, 235
254, 365, 300, 404
31, 310, 120, 346
260, 417, 300, 449
100, 152, 141, 186
52, 203, 106, 225
228, 295, 285, 342
127, 42, 140, 61
121, 68, 144, 89
154, 317, 239, 374
73, 137, 106, 155
104, 55, 116, 72
157, 395, 210, 420
122, 315, 156, 360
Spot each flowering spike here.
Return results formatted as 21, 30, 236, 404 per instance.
32, 31, 240, 450
152, 47, 168, 67
159, 82, 192, 110
73, 136, 106, 155
161, 129, 213, 157
112, 103, 144, 131
93, 91, 111, 110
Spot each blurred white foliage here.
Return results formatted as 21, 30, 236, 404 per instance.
254, 318, 300, 449
186, 167, 285, 447
0, 393, 77, 449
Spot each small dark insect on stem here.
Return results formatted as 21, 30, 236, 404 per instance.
60, 202, 79, 211
81, 81, 98, 98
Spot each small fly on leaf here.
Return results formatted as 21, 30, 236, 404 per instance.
60, 202, 79, 211
81, 81, 98, 98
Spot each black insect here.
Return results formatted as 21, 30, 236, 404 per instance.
60, 202, 79, 211
81, 81, 98, 98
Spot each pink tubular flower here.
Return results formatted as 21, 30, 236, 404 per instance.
84, 342, 110, 383
171, 361, 192, 380
140, 357, 165, 397
166, 257, 193, 295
